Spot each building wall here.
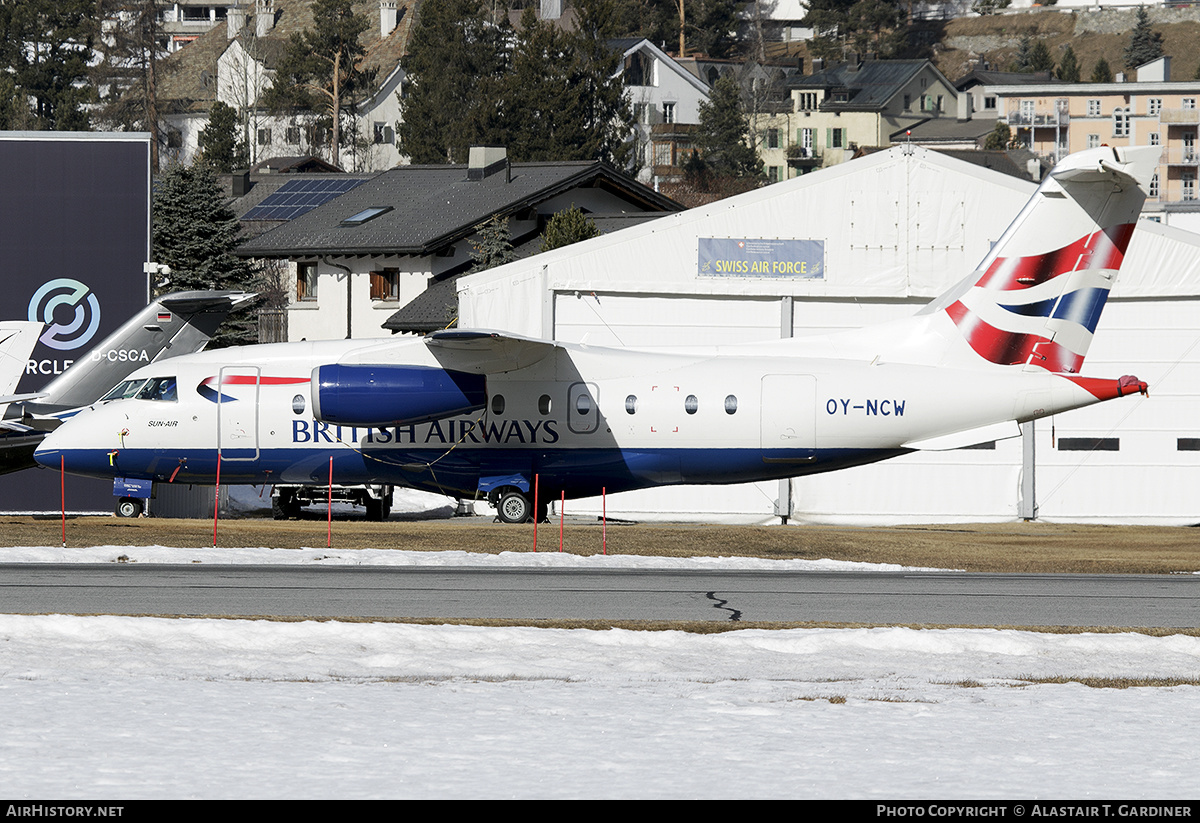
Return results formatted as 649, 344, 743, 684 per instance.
998, 81, 1200, 207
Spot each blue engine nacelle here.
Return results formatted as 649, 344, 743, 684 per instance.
311, 364, 487, 427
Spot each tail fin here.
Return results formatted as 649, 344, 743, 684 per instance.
29, 290, 256, 412
926, 145, 1158, 374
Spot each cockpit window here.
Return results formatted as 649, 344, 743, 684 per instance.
98, 379, 148, 403
136, 376, 178, 402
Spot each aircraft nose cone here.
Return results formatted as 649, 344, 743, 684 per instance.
33, 430, 63, 469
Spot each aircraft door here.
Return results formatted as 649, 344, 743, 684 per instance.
217, 366, 261, 460
760, 374, 816, 457
567, 382, 600, 434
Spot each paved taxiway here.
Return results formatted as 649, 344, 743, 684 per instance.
2, 565, 1198, 626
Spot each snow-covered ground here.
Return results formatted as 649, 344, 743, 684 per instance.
2, 543, 1200, 799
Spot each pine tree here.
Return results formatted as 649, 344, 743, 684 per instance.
1029, 41, 1055, 74
695, 75, 763, 181
1057, 45, 1081, 83
152, 164, 260, 347
983, 121, 1011, 151
1124, 7, 1164, 72
0, 0, 96, 130
197, 101, 249, 173
1091, 57, 1114, 83
1011, 35, 1033, 72
265, 0, 373, 165
540, 206, 602, 252
468, 216, 517, 272
398, 0, 510, 164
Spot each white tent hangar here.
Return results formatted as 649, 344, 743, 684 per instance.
457, 146, 1200, 525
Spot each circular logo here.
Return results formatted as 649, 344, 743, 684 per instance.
28, 279, 102, 352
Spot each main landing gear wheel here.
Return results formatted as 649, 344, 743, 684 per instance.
115, 497, 143, 518
497, 490, 532, 524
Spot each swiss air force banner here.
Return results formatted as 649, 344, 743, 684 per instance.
698, 238, 825, 279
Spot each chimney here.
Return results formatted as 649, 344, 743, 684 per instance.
540, 0, 562, 19
812, 58, 824, 73
468, 146, 509, 182
256, 0, 275, 37
380, 1, 398, 36
227, 4, 247, 39
231, 170, 251, 198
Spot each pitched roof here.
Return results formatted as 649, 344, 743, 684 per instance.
237, 160, 683, 258
954, 70, 1053, 91
791, 59, 943, 111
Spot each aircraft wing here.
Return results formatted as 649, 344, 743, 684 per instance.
424, 329, 561, 374
0, 322, 43, 397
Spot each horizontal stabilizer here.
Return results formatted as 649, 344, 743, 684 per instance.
904, 420, 1022, 451
424, 329, 559, 374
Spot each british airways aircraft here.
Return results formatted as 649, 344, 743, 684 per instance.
34, 146, 1156, 522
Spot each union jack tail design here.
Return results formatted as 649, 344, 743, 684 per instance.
935, 145, 1158, 374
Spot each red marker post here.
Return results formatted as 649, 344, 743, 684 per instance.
60, 456, 66, 549
213, 452, 221, 548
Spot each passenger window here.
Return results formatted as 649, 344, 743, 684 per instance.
625, 395, 637, 414
725, 395, 738, 414
491, 394, 505, 415
575, 394, 591, 415
684, 395, 698, 415
538, 394, 552, 415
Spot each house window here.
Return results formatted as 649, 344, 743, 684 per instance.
1185, 98, 1197, 110
801, 128, 814, 154
768, 166, 781, 182
370, 269, 400, 301
1150, 173, 1160, 198
903, 94, 911, 111
1087, 133, 1100, 149
166, 128, 182, 148
373, 122, 394, 144
1087, 99, 1101, 116
662, 102, 675, 124
285, 126, 300, 144
983, 95, 996, 110
1113, 108, 1129, 138
1150, 132, 1160, 146
296, 262, 318, 301
624, 51, 652, 87
828, 128, 845, 149
1184, 172, 1196, 201
257, 127, 271, 145
796, 92, 818, 111
767, 128, 779, 149
1149, 98, 1162, 116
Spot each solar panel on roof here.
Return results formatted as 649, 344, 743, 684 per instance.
241, 177, 368, 221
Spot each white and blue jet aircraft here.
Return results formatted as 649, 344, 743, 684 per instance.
34, 146, 1156, 522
